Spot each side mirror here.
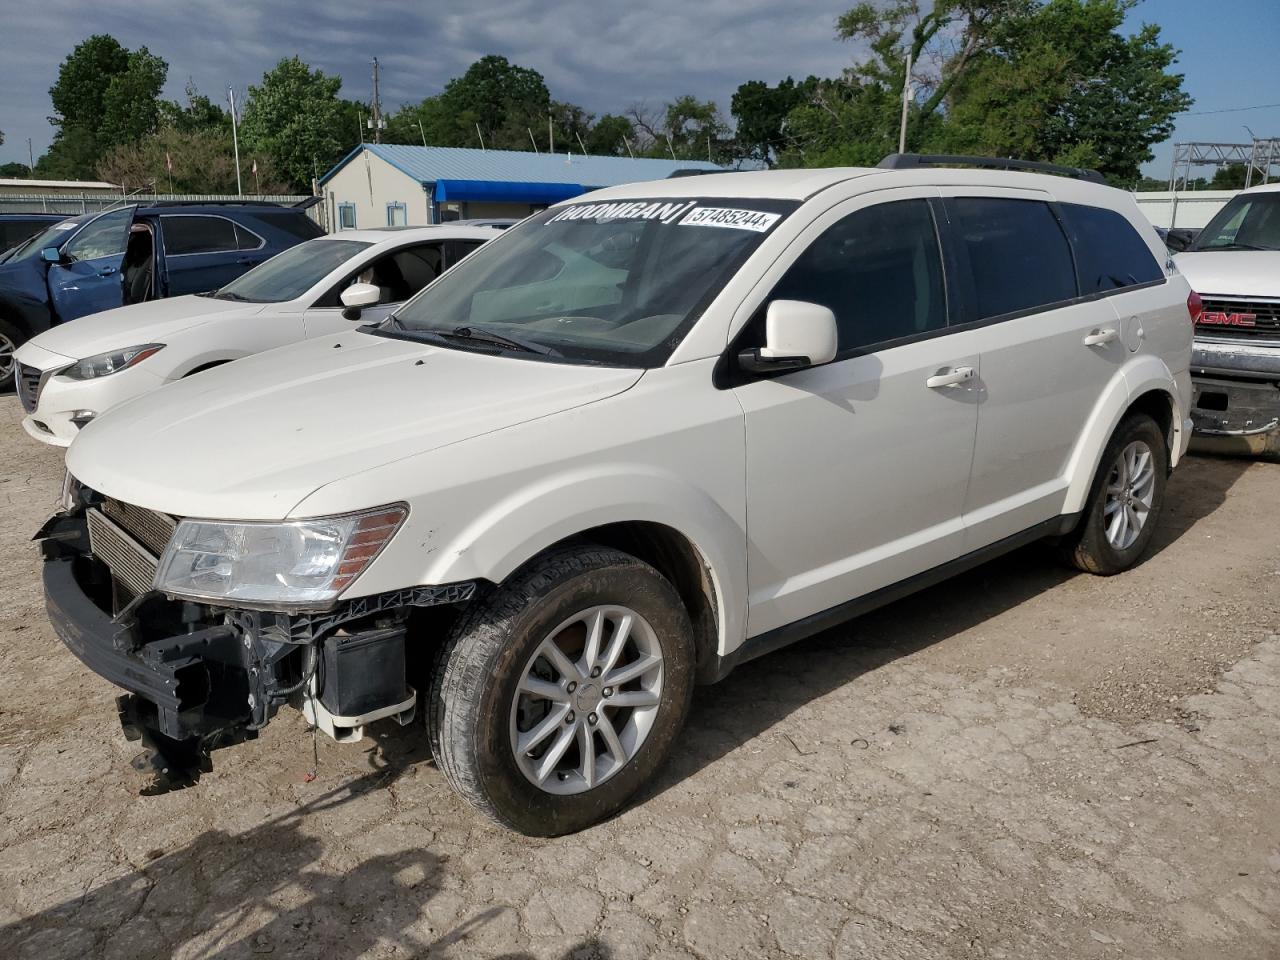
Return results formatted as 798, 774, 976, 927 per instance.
41, 247, 63, 264
340, 282, 380, 320
738, 300, 838, 376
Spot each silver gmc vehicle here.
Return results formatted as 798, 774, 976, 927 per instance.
1176, 183, 1280, 458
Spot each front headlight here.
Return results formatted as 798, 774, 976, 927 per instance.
64, 343, 164, 380
154, 504, 407, 608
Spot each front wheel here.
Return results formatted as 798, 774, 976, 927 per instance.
0, 318, 26, 392
427, 546, 695, 835
1063, 413, 1168, 575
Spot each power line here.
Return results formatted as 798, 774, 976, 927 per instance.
1184, 102, 1280, 117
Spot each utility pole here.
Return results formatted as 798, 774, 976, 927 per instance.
549, 116, 554, 155
898, 49, 913, 155
369, 57, 386, 143
228, 87, 243, 197
26, 138, 34, 172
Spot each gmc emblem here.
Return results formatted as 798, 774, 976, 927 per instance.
1198, 311, 1257, 327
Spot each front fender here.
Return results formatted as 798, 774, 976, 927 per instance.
1062, 355, 1181, 515
419, 465, 747, 658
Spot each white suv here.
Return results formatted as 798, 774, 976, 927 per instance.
40, 156, 1194, 835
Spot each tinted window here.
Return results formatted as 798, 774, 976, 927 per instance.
163, 216, 238, 255
770, 199, 947, 352
233, 222, 262, 251
252, 211, 326, 241
1059, 203, 1162, 293
949, 197, 1076, 320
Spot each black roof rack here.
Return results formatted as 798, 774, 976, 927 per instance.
878, 153, 1106, 185
141, 199, 301, 208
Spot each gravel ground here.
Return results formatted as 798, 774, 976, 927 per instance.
0, 394, 1277, 959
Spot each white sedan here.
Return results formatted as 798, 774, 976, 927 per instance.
14, 224, 499, 446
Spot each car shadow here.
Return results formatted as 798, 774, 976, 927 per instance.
641, 539, 1079, 805
643, 452, 1252, 804
1142, 450, 1252, 560
1, 727, 609, 960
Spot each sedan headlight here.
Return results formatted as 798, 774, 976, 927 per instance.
154, 505, 407, 608
64, 343, 164, 380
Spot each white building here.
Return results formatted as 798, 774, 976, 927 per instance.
318, 144, 721, 231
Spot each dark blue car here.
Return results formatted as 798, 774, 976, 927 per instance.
0, 201, 324, 388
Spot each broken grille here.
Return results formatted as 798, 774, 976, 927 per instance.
87, 508, 159, 598
100, 498, 177, 556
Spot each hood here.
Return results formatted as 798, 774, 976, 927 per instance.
26, 295, 265, 363
67, 331, 644, 520
1175, 251, 1280, 300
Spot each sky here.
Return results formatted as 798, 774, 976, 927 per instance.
0, 0, 1277, 178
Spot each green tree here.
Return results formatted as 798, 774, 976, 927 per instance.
97, 127, 287, 194
419, 55, 552, 150
159, 81, 229, 133
43, 34, 169, 178
1209, 164, 1251, 190
0, 162, 29, 178
731, 77, 819, 166
240, 57, 349, 191
585, 114, 634, 156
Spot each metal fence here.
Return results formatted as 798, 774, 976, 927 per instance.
0, 192, 325, 227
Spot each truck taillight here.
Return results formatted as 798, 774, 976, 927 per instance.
1187, 290, 1203, 325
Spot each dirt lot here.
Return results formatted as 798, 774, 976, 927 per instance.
0, 394, 1277, 959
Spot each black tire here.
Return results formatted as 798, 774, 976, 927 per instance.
0, 317, 26, 393
1063, 413, 1168, 575
427, 545, 695, 836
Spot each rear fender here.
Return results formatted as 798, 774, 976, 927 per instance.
1062, 355, 1179, 515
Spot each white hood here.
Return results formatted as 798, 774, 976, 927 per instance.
1175, 251, 1280, 300
66, 332, 643, 520
24, 295, 265, 362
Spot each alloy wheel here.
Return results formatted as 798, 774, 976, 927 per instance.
510, 605, 664, 795
1103, 439, 1156, 550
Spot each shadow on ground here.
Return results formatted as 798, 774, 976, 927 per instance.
4, 732, 610, 959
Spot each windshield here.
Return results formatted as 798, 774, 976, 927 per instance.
3, 218, 82, 262
387, 197, 797, 366
211, 238, 372, 303
1192, 192, 1280, 251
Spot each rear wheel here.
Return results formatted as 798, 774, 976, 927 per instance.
427, 546, 695, 835
1064, 413, 1168, 575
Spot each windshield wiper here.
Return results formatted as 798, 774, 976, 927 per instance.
440, 325, 560, 356
1202, 242, 1270, 251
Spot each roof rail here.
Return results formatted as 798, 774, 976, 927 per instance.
142, 199, 298, 208
878, 153, 1107, 185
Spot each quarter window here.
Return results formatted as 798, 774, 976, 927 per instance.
1059, 203, 1162, 293
163, 216, 239, 255
947, 197, 1076, 320
769, 199, 947, 353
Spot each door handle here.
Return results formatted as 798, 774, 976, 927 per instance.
925, 365, 975, 389
1083, 328, 1119, 346
97, 267, 117, 276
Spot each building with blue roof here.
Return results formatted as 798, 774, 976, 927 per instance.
316, 143, 722, 230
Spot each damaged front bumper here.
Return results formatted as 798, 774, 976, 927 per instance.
1190, 338, 1280, 452
39, 511, 473, 792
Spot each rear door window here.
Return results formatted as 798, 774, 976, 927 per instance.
769, 198, 948, 353
163, 216, 239, 255
1059, 203, 1163, 293
947, 197, 1076, 320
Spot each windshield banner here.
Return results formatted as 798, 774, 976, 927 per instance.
546, 200, 782, 232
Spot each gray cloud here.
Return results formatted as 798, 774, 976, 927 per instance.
0, 0, 857, 165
